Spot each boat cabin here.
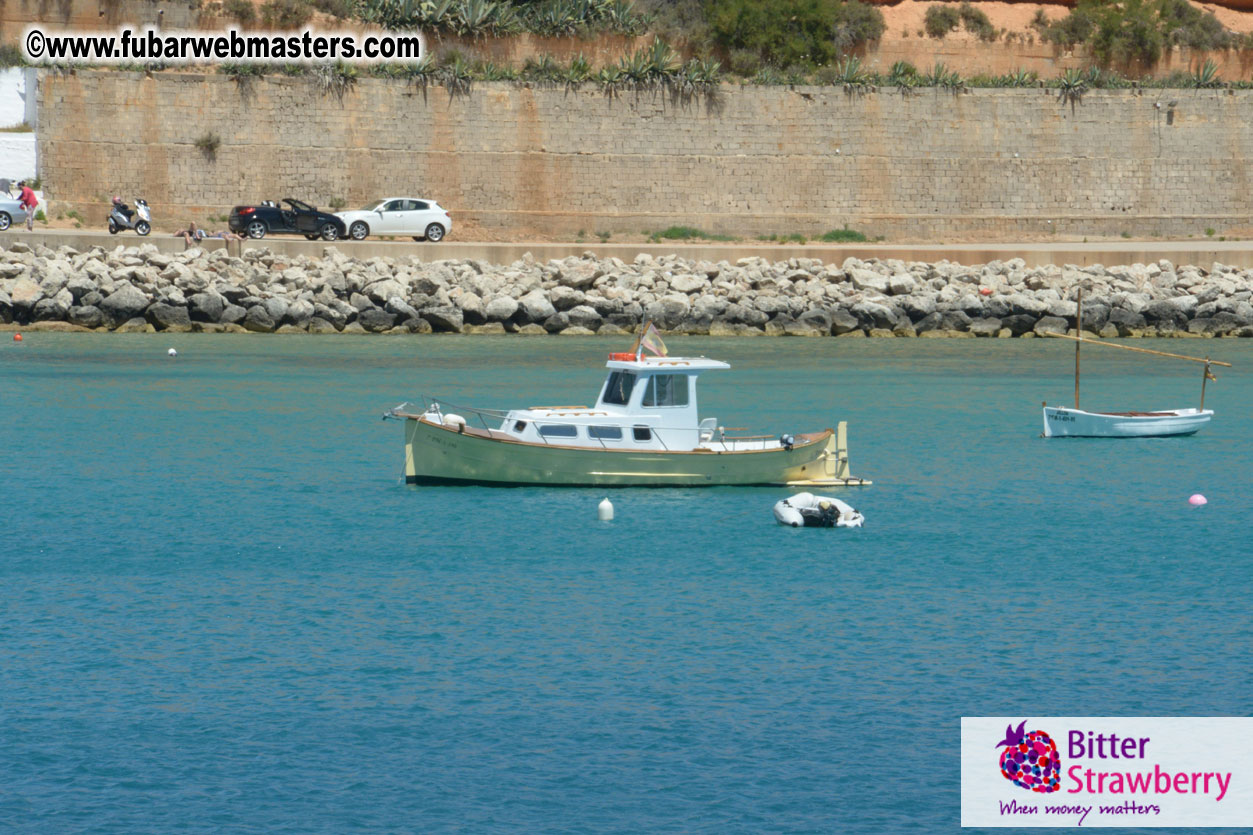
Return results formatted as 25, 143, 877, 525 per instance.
497, 354, 731, 451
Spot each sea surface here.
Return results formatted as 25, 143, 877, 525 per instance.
3, 333, 1251, 834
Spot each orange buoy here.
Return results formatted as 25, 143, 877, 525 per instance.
608, 352, 636, 361
12, 333, 21, 341
979, 287, 993, 296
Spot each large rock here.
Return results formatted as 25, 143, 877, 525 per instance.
32, 297, 69, 321
968, 317, 1003, 337
548, 286, 584, 311
517, 290, 556, 324
422, 306, 463, 333
243, 305, 276, 333
1144, 299, 1188, 330
146, 302, 192, 331
100, 284, 151, 327
831, 310, 861, 335
220, 303, 247, 325
1033, 316, 1068, 336
566, 305, 603, 331
484, 296, 519, 322
669, 273, 707, 294
1000, 314, 1038, 336
455, 291, 486, 324
848, 268, 889, 294
68, 305, 104, 328
263, 297, 289, 324
65, 276, 98, 302
644, 295, 690, 330
851, 301, 897, 330
188, 291, 225, 323
888, 273, 917, 295
357, 308, 398, 332
286, 299, 316, 325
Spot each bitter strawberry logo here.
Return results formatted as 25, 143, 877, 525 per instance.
996, 720, 1061, 793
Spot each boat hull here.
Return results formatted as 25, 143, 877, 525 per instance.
1042, 406, 1212, 438
402, 417, 846, 486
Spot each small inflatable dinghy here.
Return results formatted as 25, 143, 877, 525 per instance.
773, 492, 864, 528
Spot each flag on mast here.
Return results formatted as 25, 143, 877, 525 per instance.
636, 321, 667, 358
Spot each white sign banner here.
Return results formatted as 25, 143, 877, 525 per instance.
961, 717, 1253, 827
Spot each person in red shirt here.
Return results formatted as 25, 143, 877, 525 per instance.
17, 181, 37, 231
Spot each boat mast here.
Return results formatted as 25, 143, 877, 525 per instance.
1074, 287, 1083, 409
1044, 333, 1231, 412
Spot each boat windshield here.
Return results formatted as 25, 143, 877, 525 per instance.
602, 371, 637, 405
642, 374, 689, 407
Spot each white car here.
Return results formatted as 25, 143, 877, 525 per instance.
336, 198, 452, 242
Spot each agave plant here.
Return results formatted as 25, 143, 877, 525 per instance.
642, 37, 681, 81
1057, 67, 1087, 110
925, 61, 963, 93
311, 61, 358, 101
438, 51, 475, 95
595, 64, 624, 96
1191, 58, 1221, 88
752, 66, 786, 86
475, 59, 517, 81
887, 60, 917, 85
565, 53, 592, 89
525, 0, 582, 36
1004, 68, 1037, 88
834, 55, 871, 95
522, 54, 564, 86
671, 57, 722, 99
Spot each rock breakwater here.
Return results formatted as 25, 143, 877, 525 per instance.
4, 242, 1253, 338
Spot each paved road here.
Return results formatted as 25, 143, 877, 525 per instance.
3, 229, 1252, 268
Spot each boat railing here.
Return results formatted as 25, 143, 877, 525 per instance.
387, 396, 513, 436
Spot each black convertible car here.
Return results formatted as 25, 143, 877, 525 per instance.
228, 198, 347, 241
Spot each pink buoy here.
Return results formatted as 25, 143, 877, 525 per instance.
1188, 494, 1207, 506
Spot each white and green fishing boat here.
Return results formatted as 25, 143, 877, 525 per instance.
386, 342, 869, 488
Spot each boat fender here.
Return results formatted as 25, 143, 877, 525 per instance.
442, 413, 467, 431
779, 433, 795, 451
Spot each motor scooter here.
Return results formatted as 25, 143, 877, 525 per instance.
108, 198, 151, 236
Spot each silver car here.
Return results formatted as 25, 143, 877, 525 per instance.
0, 194, 28, 230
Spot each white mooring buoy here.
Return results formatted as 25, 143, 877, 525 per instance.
597, 497, 614, 521
167, 348, 177, 357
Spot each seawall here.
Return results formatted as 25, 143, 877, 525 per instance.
37, 72, 1253, 242
3, 240, 1252, 339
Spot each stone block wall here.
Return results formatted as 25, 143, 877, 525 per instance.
36, 71, 1253, 240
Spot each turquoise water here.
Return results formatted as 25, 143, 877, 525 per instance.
3, 334, 1251, 833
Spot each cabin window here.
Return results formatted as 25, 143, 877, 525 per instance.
538, 424, 578, 438
588, 425, 623, 440
513, 420, 528, 432
641, 374, 689, 407
602, 371, 637, 405
632, 426, 652, 441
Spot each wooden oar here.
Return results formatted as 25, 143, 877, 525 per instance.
1043, 332, 1232, 367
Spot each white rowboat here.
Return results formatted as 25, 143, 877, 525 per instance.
1041, 406, 1212, 438
1040, 288, 1230, 439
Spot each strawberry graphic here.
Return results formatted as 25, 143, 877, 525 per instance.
996, 720, 1061, 793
